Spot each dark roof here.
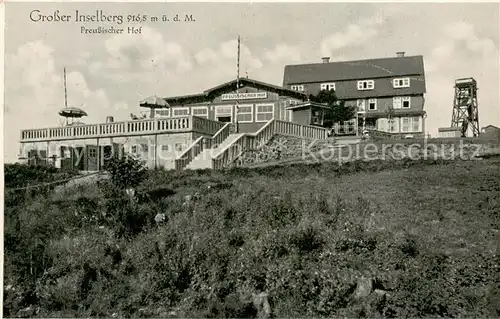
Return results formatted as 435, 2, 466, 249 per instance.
283, 55, 425, 85
147, 77, 308, 107
286, 101, 330, 111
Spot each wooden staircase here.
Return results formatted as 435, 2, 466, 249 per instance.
176, 119, 330, 170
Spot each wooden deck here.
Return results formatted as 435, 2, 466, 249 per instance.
20, 116, 225, 143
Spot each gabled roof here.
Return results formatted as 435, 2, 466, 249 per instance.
145, 77, 308, 107
283, 55, 425, 85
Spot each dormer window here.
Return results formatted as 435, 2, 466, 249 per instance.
357, 80, 374, 90
368, 98, 377, 110
320, 83, 336, 91
291, 85, 304, 92
393, 77, 410, 88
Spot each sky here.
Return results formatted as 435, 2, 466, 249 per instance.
4, 2, 500, 163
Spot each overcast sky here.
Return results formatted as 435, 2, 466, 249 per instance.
4, 2, 499, 163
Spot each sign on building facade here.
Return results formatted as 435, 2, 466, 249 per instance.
221, 92, 267, 101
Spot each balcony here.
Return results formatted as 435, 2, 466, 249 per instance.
20, 116, 225, 143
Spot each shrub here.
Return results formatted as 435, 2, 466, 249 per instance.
104, 155, 147, 190
4, 163, 78, 189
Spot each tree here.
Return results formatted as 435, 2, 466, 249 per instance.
309, 90, 356, 128
385, 105, 395, 132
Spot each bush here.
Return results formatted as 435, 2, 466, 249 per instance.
104, 155, 147, 190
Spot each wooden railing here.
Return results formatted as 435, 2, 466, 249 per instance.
210, 122, 233, 150
174, 136, 205, 170
274, 120, 327, 140
20, 116, 225, 142
174, 122, 232, 170
212, 119, 328, 169
212, 121, 275, 170
191, 116, 226, 135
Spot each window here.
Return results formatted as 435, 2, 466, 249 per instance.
393, 77, 410, 88
320, 83, 336, 91
393, 97, 402, 109
172, 107, 189, 117
131, 145, 137, 153
256, 104, 274, 122
357, 80, 374, 90
402, 117, 410, 132
311, 110, 323, 125
141, 144, 148, 152
237, 105, 253, 123
89, 149, 97, 157
357, 99, 366, 112
411, 117, 420, 132
161, 145, 170, 151
175, 143, 184, 152
291, 85, 304, 92
368, 98, 377, 110
192, 106, 208, 118
215, 106, 232, 119
402, 97, 411, 108
155, 109, 170, 117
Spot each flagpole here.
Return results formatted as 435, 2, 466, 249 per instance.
235, 35, 240, 133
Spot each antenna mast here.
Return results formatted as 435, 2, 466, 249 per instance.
64, 67, 68, 109
235, 35, 241, 133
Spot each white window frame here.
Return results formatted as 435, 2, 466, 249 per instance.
357, 99, 366, 113
172, 107, 190, 117
393, 77, 410, 88
402, 117, 411, 133
393, 97, 402, 109
402, 96, 411, 108
131, 145, 137, 153
291, 85, 304, 92
320, 82, 336, 91
215, 105, 233, 121
357, 80, 375, 91
236, 104, 253, 123
411, 117, 420, 132
368, 98, 377, 111
255, 103, 274, 122
155, 109, 170, 118
161, 144, 170, 152
191, 106, 208, 118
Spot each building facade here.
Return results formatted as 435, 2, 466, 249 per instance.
144, 77, 308, 133
19, 78, 313, 171
283, 53, 427, 137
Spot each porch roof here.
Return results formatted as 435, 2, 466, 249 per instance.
362, 110, 426, 118
286, 101, 330, 111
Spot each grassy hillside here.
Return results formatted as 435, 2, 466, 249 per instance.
4, 158, 500, 318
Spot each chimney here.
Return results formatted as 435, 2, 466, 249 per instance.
321, 57, 330, 63
396, 51, 405, 58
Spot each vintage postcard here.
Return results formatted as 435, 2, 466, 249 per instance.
3, 1, 500, 318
